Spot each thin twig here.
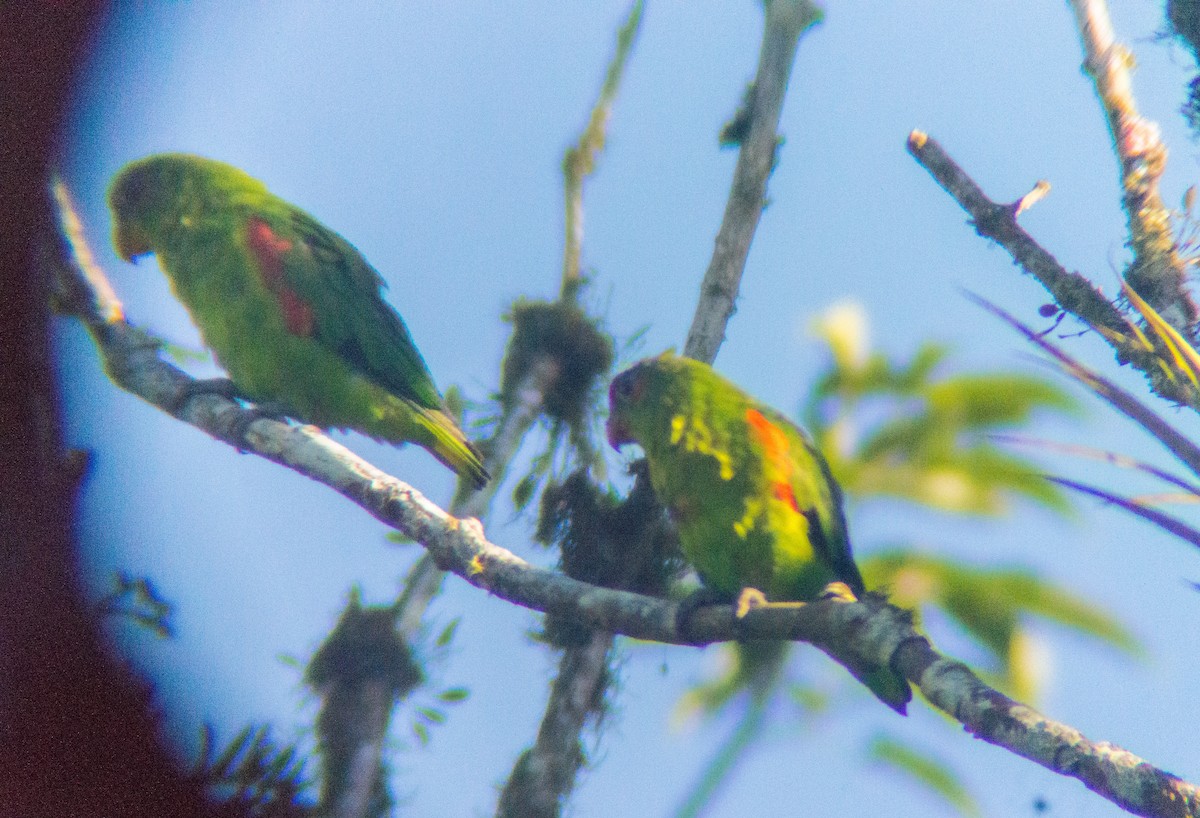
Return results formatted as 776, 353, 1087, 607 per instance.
969, 294, 1200, 481
561, 0, 643, 302
993, 434, 1200, 499
907, 132, 1197, 408
1050, 476, 1200, 551
682, 0, 823, 363
1069, 0, 1197, 333
395, 356, 560, 635
503, 5, 644, 812
496, 629, 612, 818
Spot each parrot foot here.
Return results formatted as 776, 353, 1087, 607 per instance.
169, 378, 290, 451
673, 587, 730, 643
734, 587, 771, 619
732, 588, 806, 639
226, 402, 291, 451
169, 377, 244, 416
817, 581, 858, 603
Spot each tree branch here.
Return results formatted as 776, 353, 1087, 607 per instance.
496, 629, 611, 818
394, 356, 559, 636
907, 131, 1199, 408
500, 5, 643, 811
58, 215, 1200, 818
1069, 0, 1197, 334
561, 0, 643, 302
682, 0, 823, 363
1048, 476, 1200, 551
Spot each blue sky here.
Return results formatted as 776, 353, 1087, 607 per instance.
59, 2, 1200, 815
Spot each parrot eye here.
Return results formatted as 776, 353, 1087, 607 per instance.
612, 375, 636, 401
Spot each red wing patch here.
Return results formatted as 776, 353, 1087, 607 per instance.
246, 217, 315, 336
771, 481, 801, 513
746, 408, 801, 513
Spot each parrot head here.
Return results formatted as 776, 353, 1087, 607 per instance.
108, 155, 182, 260
607, 352, 692, 451
107, 153, 223, 261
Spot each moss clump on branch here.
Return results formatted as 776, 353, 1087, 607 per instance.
500, 299, 613, 434
535, 465, 681, 647
1169, 0, 1200, 137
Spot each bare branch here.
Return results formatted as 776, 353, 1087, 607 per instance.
503, 6, 644, 810
908, 131, 1199, 407
994, 434, 1200, 499
683, 0, 823, 364
497, 630, 611, 818
561, 0, 643, 301
1069, 0, 1197, 333
1049, 476, 1200, 551
59, 209, 1200, 818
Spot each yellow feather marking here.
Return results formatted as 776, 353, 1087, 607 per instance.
669, 413, 734, 480
733, 497, 762, 538
669, 414, 686, 445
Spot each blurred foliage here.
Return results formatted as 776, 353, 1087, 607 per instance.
869, 735, 980, 818
304, 592, 469, 815
864, 550, 1139, 702
806, 302, 1077, 515
306, 593, 424, 698
191, 724, 312, 818
305, 594, 421, 818
94, 571, 174, 638
1169, 0, 1200, 139
407, 617, 473, 749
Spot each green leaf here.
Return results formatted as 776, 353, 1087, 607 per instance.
160, 339, 209, 365
443, 384, 465, 423
416, 706, 447, 725
786, 683, 828, 714
512, 474, 538, 512
870, 735, 980, 817
926, 374, 1078, 428
437, 686, 470, 703
983, 570, 1141, 654
806, 307, 1076, 518
211, 725, 255, 780
435, 618, 461, 648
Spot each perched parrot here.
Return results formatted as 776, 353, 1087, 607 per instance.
606, 352, 910, 713
108, 153, 489, 487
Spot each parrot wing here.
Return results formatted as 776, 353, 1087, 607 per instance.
746, 406, 865, 596
245, 207, 445, 411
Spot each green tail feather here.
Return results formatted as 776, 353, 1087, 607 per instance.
858, 666, 911, 715
416, 407, 490, 489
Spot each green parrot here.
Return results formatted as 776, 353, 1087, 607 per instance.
606, 352, 909, 713
108, 153, 488, 488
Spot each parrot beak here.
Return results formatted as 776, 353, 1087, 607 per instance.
112, 222, 152, 262
606, 415, 632, 450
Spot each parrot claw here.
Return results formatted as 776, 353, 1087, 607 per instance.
169, 377, 244, 416
734, 587, 770, 619
169, 377, 289, 451
817, 581, 858, 603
